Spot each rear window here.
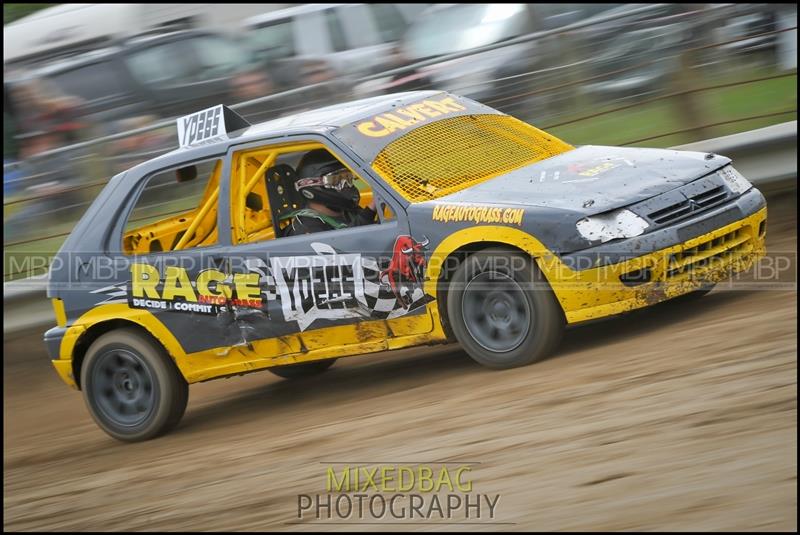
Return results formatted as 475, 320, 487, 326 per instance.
371, 115, 573, 202
123, 158, 222, 254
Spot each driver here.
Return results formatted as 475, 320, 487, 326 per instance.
285, 149, 377, 236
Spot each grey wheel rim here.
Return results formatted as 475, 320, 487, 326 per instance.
91, 348, 156, 427
462, 271, 531, 352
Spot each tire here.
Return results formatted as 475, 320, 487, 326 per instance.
446, 248, 565, 369
268, 358, 337, 379
81, 328, 188, 442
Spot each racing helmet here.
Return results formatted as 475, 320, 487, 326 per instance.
294, 149, 360, 211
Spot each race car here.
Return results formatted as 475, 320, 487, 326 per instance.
44, 91, 767, 441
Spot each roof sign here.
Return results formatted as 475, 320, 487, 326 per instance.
176, 105, 251, 148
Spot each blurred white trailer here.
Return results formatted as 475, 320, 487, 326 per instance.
3, 3, 291, 65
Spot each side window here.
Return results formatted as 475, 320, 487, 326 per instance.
123, 159, 222, 254
324, 8, 348, 52
230, 142, 391, 245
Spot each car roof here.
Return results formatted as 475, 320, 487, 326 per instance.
243, 4, 351, 26
151, 90, 445, 164
246, 90, 443, 132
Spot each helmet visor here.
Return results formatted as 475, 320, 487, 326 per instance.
321, 168, 355, 191
296, 168, 356, 192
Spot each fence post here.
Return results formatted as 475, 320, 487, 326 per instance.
670, 48, 712, 141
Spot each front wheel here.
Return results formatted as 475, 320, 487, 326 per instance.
81, 328, 188, 442
446, 249, 565, 369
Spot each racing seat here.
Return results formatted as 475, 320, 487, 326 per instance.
264, 164, 303, 237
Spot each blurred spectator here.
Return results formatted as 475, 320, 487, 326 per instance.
7, 77, 87, 211
108, 115, 172, 174
4, 129, 84, 242
231, 69, 274, 102
4, 82, 20, 167
300, 59, 337, 87
383, 44, 433, 92
296, 59, 348, 110
18, 129, 61, 160
10, 77, 90, 152
3, 109, 23, 198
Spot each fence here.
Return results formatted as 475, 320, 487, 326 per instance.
3, 2, 797, 279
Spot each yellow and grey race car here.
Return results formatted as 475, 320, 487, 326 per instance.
44, 91, 767, 441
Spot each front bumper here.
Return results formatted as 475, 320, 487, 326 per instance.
540, 205, 767, 323
44, 325, 80, 389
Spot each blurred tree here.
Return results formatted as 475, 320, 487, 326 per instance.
3, 3, 58, 25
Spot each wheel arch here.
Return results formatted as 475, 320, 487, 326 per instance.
71, 320, 173, 390
62, 304, 189, 389
424, 226, 559, 339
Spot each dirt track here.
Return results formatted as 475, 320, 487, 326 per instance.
4, 193, 797, 531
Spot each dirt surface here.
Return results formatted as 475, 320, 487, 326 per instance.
4, 193, 797, 531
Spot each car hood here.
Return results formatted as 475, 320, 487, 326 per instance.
436, 145, 731, 214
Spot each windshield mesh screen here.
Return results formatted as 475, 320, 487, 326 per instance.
372, 115, 573, 202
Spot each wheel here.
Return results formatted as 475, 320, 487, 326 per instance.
268, 358, 337, 379
446, 248, 565, 369
81, 328, 188, 442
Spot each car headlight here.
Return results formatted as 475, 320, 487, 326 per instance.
718, 165, 752, 194
576, 209, 650, 243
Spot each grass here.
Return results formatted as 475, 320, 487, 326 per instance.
546, 68, 797, 148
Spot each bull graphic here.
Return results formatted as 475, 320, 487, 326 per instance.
380, 235, 430, 308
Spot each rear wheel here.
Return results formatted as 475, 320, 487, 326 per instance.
446, 249, 565, 369
81, 328, 188, 442
269, 358, 337, 379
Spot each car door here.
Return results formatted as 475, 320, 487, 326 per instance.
220, 136, 435, 353
113, 155, 257, 353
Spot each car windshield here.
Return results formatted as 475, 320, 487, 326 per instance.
404, 4, 528, 59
